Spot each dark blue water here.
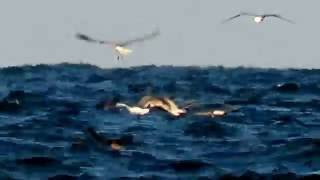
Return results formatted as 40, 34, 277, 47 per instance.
0, 63, 320, 179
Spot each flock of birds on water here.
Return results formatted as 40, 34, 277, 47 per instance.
89, 90, 241, 151
73, 11, 296, 151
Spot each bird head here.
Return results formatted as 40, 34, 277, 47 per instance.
254, 16, 263, 23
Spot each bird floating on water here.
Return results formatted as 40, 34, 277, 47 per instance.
222, 12, 294, 24
76, 29, 160, 60
85, 127, 125, 151
194, 110, 227, 118
194, 105, 240, 118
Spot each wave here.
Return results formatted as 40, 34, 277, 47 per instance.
0, 63, 319, 179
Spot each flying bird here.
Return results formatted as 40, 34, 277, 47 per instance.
222, 12, 294, 24
138, 96, 187, 117
76, 29, 160, 60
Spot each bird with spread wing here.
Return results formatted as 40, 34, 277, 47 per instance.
76, 29, 160, 60
222, 12, 294, 24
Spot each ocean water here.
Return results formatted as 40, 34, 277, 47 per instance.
0, 63, 320, 179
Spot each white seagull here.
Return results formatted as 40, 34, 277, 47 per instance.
222, 12, 294, 24
76, 29, 160, 60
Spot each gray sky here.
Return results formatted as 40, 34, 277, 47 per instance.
0, 0, 319, 68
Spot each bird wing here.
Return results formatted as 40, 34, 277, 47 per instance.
221, 12, 257, 23
137, 96, 154, 108
119, 29, 160, 46
137, 95, 179, 114
181, 99, 198, 109
264, 14, 294, 23
85, 127, 111, 145
194, 111, 211, 116
162, 97, 180, 110
156, 99, 172, 112
76, 33, 114, 44
219, 104, 237, 113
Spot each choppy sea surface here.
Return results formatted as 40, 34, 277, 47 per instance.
0, 63, 320, 179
